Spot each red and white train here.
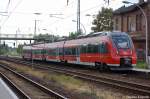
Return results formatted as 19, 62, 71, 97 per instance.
22, 32, 137, 70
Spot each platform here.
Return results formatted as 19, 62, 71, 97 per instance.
132, 68, 150, 73
0, 78, 18, 99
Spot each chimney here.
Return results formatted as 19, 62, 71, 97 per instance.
139, 0, 144, 3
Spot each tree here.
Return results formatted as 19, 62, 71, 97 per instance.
0, 44, 9, 55
34, 34, 60, 43
17, 44, 23, 54
91, 7, 113, 32
68, 31, 82, 39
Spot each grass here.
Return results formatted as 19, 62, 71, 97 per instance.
6, 50, 21, 57
136, 60, 149, 69
1, 61, 128, 99
8, 64, 98, 96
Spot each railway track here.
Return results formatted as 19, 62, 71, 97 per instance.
0, 62, 68, 99
1, 56, 150, 96
0, 72, 30, 99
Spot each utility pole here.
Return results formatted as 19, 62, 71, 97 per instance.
34, 20, 37, 37
33, 13, 41, 37
16, 28, 20, 48
0, 26, 1, 45
0, 26, 1, 54
77, 0, 80, 34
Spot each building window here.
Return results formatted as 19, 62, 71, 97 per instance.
127, 16, 136, 32
115, 18, 119, 30
136, 14, 142, 31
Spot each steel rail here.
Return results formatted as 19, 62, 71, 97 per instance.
1, 57, 150, 95
0, 63, 68, 99
0, 72, 31, 99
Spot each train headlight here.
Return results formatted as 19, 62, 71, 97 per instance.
116, 50, 119, 55
130, 50, 132, 54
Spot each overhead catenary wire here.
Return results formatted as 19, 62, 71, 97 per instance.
1, 0, 24, 26
49, 2, 106, 27
1, 0, 107, 33
6, 0, 11, 12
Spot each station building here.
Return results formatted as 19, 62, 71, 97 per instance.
113, 0, 150, 60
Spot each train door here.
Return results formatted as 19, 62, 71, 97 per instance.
58, 48, 63, 61
76, 46, 80, 64
99, 42, 104, 62
99, 42, 108, 63
56, 47, 59, 61
42, 49, 46, 60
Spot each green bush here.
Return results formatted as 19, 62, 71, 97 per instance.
136, 60, 148, 69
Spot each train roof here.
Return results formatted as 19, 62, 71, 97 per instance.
64, 36, 106, 47
77, 31, 128, 38
23, 45, 32, 50
23, 44, 45, 50
45, 41, 64, 49
23, 32, 129, 49
109, 31, 129, 36
64, 32, 129, 47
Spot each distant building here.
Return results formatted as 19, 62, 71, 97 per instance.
113, 0, 150, 60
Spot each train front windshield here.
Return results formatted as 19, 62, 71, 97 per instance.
112, 35, 131, 49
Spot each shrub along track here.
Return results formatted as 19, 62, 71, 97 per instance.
1, 57, 150, 96
0, 63, 67, 99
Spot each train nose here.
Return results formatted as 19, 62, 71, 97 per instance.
118, 49, 132, 56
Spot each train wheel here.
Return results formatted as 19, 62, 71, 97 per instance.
95, 62, 100, 69
95, 62, 103, 71
95, 63, 110, 72
99, 63, 104, 72
103, 63, 110, 72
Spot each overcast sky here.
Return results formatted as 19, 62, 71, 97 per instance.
0, 0, 138, 46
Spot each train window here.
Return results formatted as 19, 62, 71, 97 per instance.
59, 48, 63, 55
86, 44, 99, 53
45, 49, 48, 54
42, 49, 46, 54
76, 47, 80, 56
32, 50, 35, 54
65, 48, 72, 55
48, 49, 57, 56
80, 45, 87, 53
112, 35, 131, 49
71, 47, 76, 55
87, 44, 93, 53
34, 50, 40, 54
99, 43, 108, 54
52, 49, 57, 56
93, 44, 99, 53
56, 48, 59, 56
48, 49, 51, 55
38, 50, 41, 54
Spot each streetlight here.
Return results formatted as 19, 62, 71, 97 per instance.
72, 20, 86, 34
42, 28, 54, 42
31, 44, 34, 69
123, 1, 149, 66
85, 14, 96, 18
33, 13, 42, 36
49, 15, 64, 19
42, 28, 53, 34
